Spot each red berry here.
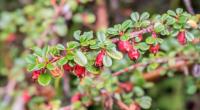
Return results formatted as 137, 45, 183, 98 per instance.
152, 31, 157, 38
149, 44, 160, 54
128, 49, 140, 60
95, 50, 105, 67
32, 70, 42, 80
63, 63, 73, 72
74, 64, 86, 78
177, 31, 186, 45
119, 82, 133, 92
117, 40, 132, 53
138, 34, 143, 41
22, 90, 31, 103
71, 93, 82, 103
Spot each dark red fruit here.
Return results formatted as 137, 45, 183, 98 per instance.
149, 44, 160, 54
74, 64, 86, 78
32, 70, 42, 80
95, 50, 105, 67
117, 40, 132, 53
63, 63, 73, 72
119, 82, 133, 92
177, 31, 186, 45
71, 93, 82, 103
128, 49, 140, 60
152, 31, 157, 38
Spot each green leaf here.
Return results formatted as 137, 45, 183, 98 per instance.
66, 41, 79, 49
140, 20, 150, 27
154, 22, 165, 32
145, 37, 156, 44
106, 48, 123, 60
107, 28, 118, 35
166, 17, 176, 25
173, 23, 182, 29
57, 57, 68, 66
131, 12, 139, 22
27, 64, 37, 72
73, 30, 81, 40
56, 44, 65, 50
42, 46, 49, 57
46, 63, 54, 70
120, 34, 129, 41
36, 63, 46, 70
161, 14, 169, 21
136, 42, 149, 51
38, 73, 51, 86
140, 12, 150, 21
167, 10, 176, 17
82, 31, 93, 40
74, 50, 88, 66
176, 8, 183, 15
178, 15, 188, 24
97, 31, 106, 42
86, 65, 100, 74
54, 23, 67, 36
156, 38, 164, 43
185, 31, 194, 41
66, 53, 74, 60
122, 20, 132, 31
137, 96, 152, 109
25, 55, 36, 64
33, 47, 43, 57
114, 24, 122, 32
103, 55, 112, 67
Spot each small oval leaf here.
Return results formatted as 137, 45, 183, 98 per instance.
103, 55, 112, 67
74, 50, 88, 66
106, 48, 123, 60
38, 73, 51, 86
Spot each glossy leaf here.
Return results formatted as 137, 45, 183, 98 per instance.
38, 73, 51, 86
74, 50, 88, 66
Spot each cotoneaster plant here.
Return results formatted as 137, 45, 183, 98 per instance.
26, 8, 200, 109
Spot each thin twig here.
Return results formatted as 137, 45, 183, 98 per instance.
112, 57, 170, 76
143, 59, 191, 81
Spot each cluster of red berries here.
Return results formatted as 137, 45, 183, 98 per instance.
117, 40, 140, 60
63, 63, 86, 78
32, 30, 187, 80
